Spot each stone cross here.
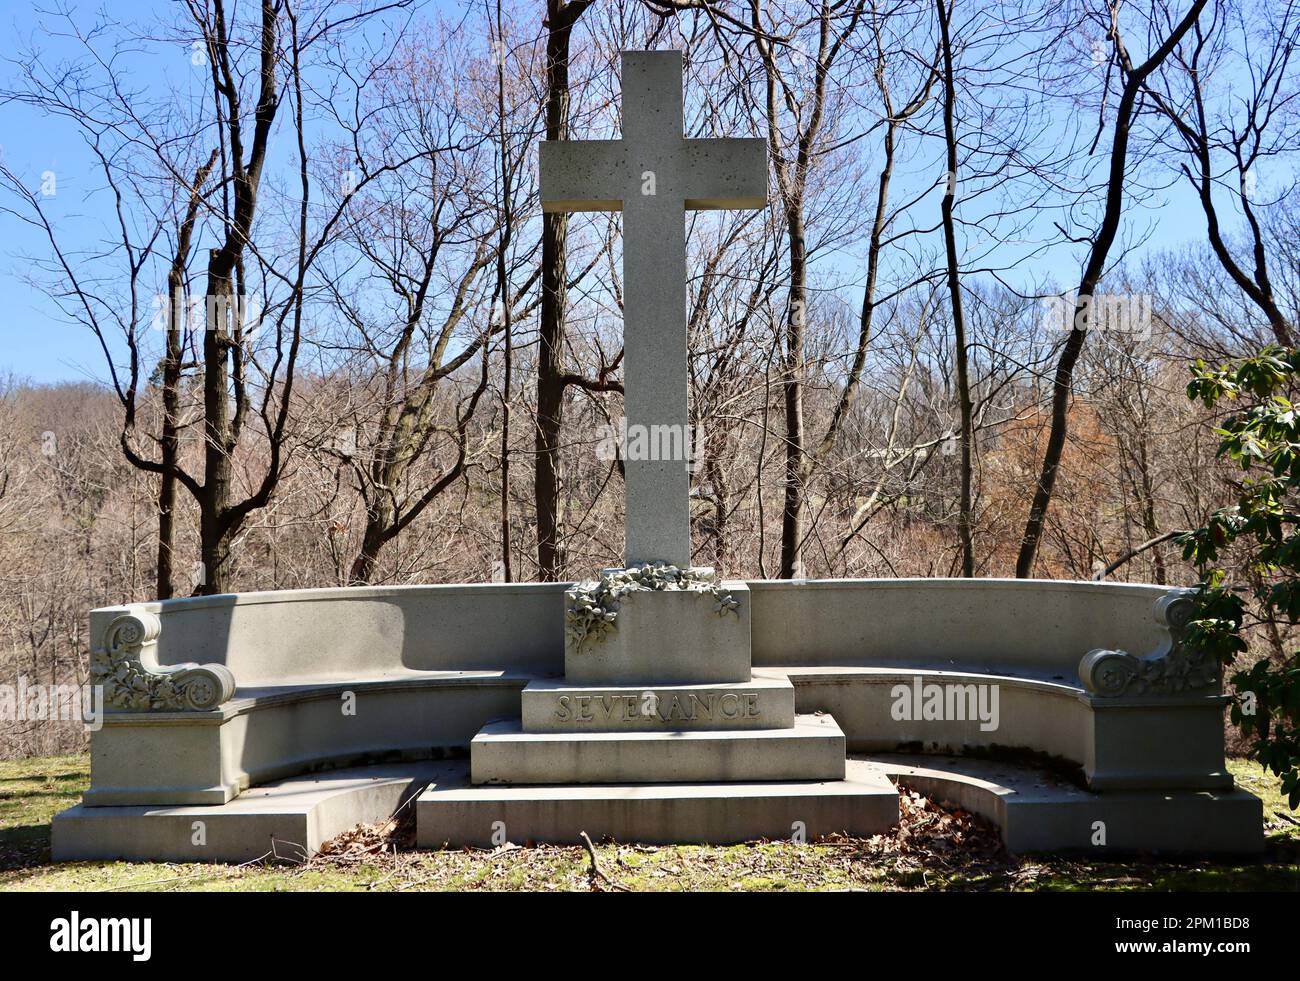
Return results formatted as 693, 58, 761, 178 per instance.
540, 51, 767, 568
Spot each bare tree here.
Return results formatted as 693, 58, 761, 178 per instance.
536, 0, 599, 580
1143, 0, 1299, 346
934, 0, 975, 575
1015, 0, 1209, 577
748, 0, 866, 579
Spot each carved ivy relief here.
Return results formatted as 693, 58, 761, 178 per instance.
565, 564, 740, 653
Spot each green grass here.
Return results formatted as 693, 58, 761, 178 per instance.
1, 754, 1297, 892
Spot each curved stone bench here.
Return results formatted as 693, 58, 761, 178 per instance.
86, 582, 568, 804
746, 579, 1228, 792
82, 578, 1230, 806
86, 672, 530, 805
766, 667, 1230, 791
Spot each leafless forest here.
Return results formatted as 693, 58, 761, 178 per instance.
1, 0, 1297, 756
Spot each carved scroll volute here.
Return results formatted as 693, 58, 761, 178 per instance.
1078, 647, 1141, 696
90, 610, 236, 712
1079, 588, 1217, 698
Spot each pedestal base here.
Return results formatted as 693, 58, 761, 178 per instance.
471, 713, 846, 785
417, 765, 899, 848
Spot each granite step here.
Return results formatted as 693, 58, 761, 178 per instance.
417, 765, 898, 847
470, 713, 846, 785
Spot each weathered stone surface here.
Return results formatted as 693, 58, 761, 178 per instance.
522, 676, 795, 733
69, 578, 1228, 809
470, 713, 845, 785
747, 579, 1187, 682
84, 672, 525, 806
1085, 694, 1234, 790
91, 609, 235, 712
565, 582, 751, 685
1078, 589, 1218, 697
52, 755, 1264, 861
418, 764, 897, 848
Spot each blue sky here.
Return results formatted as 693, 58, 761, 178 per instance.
0, 0, 1255, 385
1, 0, 220, 384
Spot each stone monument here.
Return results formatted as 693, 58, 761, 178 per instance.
50, 51, 1262, 863
415, 51, 897, 845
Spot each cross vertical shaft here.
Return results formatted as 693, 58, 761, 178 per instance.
622, 191, 691, 566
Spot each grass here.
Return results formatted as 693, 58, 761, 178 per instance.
1, 753, 1297, 892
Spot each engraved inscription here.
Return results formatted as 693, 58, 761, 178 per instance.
555, 691, 760, 724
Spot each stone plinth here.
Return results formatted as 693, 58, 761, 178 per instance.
565, 582, 751, 686
521, 676, 795, 733
53, 762, 453, 863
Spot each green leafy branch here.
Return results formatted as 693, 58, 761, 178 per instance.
1183, 347, 1300, 808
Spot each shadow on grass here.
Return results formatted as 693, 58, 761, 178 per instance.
934, 837, 1300, 893
0, 822, 52, 872
0, 773, 86, 784
0, 788, 84, 801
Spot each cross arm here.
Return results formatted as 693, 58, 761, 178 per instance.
540, 140, 628, 213
683, 138, 767, 210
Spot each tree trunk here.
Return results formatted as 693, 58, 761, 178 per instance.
495, 0, 514, 583
157, 148, 217, 599
349, 500, 392, 585
1015, 0, 1207, 578
157, 284, 182, 600
778, 211, 808, 580
197, 259, 235, 595
936, 0, 975, 577
534, 0, 591, 581
190, 0, 280, 595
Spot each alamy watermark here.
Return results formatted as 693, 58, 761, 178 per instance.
0, 676, 103, 732
595, 418, 706, 472
890, 677, 1000, 732
50, 912, 151, 961
150, 287, 263, 335
1040, 291, 1153, 340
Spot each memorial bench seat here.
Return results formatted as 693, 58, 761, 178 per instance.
89, 659, 1231, 807
228, 668, 539, 708
755, 664, 1232, 792
88, 668, 540, 807
83, 578, 1233, 807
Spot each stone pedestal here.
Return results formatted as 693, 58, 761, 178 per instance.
564, 584, 751, 685
413, 566, 879, 845
416, 767, 899, 848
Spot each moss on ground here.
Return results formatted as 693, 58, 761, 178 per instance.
1, 754, 1296, 892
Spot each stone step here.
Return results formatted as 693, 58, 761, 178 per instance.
52, 762, 453, 863
470, 713, 846, 785
417, 767, 898, 848
521, 676, 795, 733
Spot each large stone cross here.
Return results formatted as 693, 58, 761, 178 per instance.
540, 50, 767, 568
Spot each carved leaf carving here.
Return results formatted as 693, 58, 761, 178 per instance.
90, 611, 236, 711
